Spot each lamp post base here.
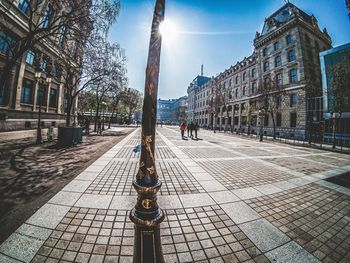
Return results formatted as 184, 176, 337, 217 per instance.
130, 210, 165, 263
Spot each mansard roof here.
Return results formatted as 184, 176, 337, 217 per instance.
261, 3, 313, 36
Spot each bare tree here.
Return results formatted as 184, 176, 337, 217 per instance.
0, 0, 121, 105
258, 74, 288, 139
122, 88, 142, 124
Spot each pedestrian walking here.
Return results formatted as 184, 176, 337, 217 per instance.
194, 122, 199, 139
180, 122, 186, 139
189, 122, 194, 138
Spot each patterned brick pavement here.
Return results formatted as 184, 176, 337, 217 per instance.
198, 159, 294, 190
246, 184, 350, 262
1, 127, 350, 263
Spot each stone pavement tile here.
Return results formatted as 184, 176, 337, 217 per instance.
0, 233, 43, 262
75, 171, 99, 181
239, 218, 290, 252
83, 165, 105, 173
27, 204, 71, 229
209, 191, 240, 204
265, 241, 320, 263
75, 194, 112, 209
109, 196, 135, 210
199, 181, 227, 192
158, 195, 183, 209
315, 179, 341, 190
287, 177, 311, 187
16, 224, 52, 241
190, 173, 216, 181
48, 191, 82, 206
231, 187, 264, 200
180, 160, 199, 167
186, 166, 207, 174
271, 180, 297, 191
254, 184, 282, 195
220, 202, 260, 224
0, 253, 21, 263
63, 180, 92, 193
179, 193, 216, 208
336, 186, 350, 196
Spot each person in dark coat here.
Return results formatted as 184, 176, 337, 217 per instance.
189, 122, 194, 138
194, 122, 199, 139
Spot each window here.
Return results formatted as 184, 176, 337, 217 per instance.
276, 73, 283, 86
235, 76, 239, 84
276, 112, 282, 127
288, 49, 295, 62
235, 89, 238, 98
243, 72, 246, 81
274, 41, 280, 51
229, 79, 232, 87
290, 94, 298, 107
26, 50, 35, 65
290, 112, 297, 127
252, 82, 257, 94
36, 86, 46, 106
289, 68, 297, 83
263, 47, 268, 57
286, 34, 292, 45
20, 79, 33, 104
251, 68, 256, 78
18, 0, 30, 14
0, 32, 15, 55
275, 56, 281, 67
263, 61, 269, 72
243, 86, 246, 96
40, 57, 47, 71
41, 3, 53, 28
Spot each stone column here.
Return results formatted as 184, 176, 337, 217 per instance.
46, 82, 52, 112
32, 80, 39, 111
14, 56, 27, 110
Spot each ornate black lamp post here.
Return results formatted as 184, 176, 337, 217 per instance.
258, 108, 264, 142
129, 0, 165, 262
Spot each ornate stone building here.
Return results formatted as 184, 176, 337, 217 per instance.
0, 0, 88, 131
187, 2, 332, 139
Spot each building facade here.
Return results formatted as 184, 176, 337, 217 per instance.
157, 96, 188, 124
0, 0, 87, 131
187, 3, 332, 139
320, 42, 350, 140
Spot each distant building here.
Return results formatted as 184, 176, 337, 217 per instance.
157, 96, 188, 124
320, 43, 350, 140
187, 75, 211, 123
187, 2, 332, 139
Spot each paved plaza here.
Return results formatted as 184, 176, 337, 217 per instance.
0, 127, 349, 263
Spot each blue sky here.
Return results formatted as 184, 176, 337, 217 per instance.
109, 0, 350, 99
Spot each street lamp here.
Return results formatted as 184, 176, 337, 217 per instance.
129, 0, 165, 262
35, 67, 42, 144
258, 108, 264, 142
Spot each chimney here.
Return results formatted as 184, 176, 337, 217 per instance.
201, 64, 204, 76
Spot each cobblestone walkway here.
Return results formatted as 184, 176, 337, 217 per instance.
0, 127, 349, 263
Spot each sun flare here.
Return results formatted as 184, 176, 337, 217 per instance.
159, 20, 178, 44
